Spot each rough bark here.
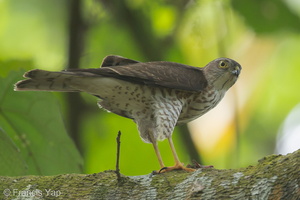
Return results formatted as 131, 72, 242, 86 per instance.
1, 149, 299, 200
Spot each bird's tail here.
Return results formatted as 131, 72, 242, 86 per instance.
14, 69, 80, 92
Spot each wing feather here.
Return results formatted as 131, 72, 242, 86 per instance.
66, 56, 208, 92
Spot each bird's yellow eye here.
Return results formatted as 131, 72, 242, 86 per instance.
219, 60, 228, 68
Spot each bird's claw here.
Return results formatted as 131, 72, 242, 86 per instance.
186, 160, 214, 169
153, 163, 196, 174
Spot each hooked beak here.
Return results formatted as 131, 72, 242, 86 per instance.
232, 65, 241, 77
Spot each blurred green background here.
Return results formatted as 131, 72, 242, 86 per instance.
0, 0, 300, 176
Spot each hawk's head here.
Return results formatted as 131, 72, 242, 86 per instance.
203, 58, 241, 91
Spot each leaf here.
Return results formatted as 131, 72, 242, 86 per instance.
0, 60, 32, 78
0, 70, 83, 175
0, 128, 28, 176
231, 0, 300, 34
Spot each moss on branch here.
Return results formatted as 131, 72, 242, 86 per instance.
1, 149, 299, 199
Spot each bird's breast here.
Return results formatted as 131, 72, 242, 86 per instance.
177, 86, 226, 124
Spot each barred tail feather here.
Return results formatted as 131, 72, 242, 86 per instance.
14, 69, 79, 92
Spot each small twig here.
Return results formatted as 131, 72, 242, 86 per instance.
115, 131, 122, 181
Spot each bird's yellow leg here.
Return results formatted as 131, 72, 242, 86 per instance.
149, 133, 165, 169
168, 137, 181, 166
159, 137, 195, 173
152, 141, 165, 169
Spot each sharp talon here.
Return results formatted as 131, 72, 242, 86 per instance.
190, 160, 214, 169
203, 165, 214, 168
159, 167, 168, 173
156, 164, 196, 173
151, 170, 159, 175
192, 160, 202, 168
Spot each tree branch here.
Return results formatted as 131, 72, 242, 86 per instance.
1, 149, 299, 199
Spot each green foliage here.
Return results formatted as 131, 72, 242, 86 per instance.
232, 0, 300, 33
0, 128, 27, 176
0, 60, 33, 78
0, 69, 83, 176
239, 36, 300, 166
1, 0, 300, 176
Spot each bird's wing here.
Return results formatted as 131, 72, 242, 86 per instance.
67, 56, 208, 92
100, 55, 140, 67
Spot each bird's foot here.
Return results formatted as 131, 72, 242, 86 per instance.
186, 160, 214, 169
152, 163, 195, 174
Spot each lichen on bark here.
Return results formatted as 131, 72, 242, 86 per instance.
0, 149, 299, 199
